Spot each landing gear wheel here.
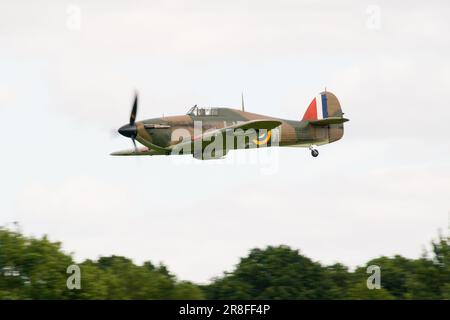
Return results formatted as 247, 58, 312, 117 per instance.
311, 149, 319, 157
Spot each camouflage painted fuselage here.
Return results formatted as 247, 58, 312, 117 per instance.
137, 109, 343, 148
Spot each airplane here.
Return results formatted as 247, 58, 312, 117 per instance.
111, 91, 349, 160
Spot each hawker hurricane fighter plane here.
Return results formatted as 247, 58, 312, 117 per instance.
111, 91, 349, 160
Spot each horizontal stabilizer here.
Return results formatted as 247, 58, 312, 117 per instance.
309, 117, 349, 126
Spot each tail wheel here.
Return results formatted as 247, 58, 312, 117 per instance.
311, 149, 319, 157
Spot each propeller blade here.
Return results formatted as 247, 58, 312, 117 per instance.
117, 91, 140, 151
130, 92, 138, 125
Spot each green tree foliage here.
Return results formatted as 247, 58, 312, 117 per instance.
0, 227, 204, 300
324, 263, 353, 298
0, 228, 72, 299
347, 233, 449, 300
203, 236, 449, 300
0, 225, 448, 299
204, 245, 332, 299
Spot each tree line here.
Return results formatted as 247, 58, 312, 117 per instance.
0, 226, 448, 299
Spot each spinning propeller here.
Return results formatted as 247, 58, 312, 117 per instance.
118, 92, 139, 151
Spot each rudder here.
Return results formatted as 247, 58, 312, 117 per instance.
302, 91, 343, 121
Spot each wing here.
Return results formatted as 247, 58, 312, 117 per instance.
135, 136, 171, 154
111, 134, 171, 156
169, 119, 282, 152
110, 147, 164, 156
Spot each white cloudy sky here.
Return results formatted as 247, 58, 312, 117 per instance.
0, 0, 449, 283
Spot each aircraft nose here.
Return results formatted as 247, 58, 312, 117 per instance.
118, 124, 137, 138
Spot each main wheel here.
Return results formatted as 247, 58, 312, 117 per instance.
311, 149, 319, 157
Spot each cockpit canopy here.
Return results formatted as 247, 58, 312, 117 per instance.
187, 105, 219, 116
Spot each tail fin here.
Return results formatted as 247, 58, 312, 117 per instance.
302, 91, 348, 143
302, 91, 344, 121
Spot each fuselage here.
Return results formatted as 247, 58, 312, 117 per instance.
135, 107, 344, 150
